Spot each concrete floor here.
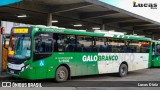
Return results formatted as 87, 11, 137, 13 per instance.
0, 68, 160, 90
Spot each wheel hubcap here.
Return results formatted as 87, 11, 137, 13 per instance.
58, 70, 65, 80
121, 67, 126, 74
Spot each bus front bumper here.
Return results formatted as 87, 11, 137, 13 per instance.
7, 68, 36, 80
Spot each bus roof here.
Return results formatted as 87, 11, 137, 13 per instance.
152, 40, 160, 43
20, 26, 152, 41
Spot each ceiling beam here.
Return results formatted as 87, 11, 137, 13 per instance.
1, 17, 47, 25
53, 21, 98, 27
119, 22, 151, 27
55, 24, 94, 30
52, 2, 93, 13
144, 29, 160, 32
80, 10, 119, 19
85, 0, 160, 25
133, 26, 160, 30
102, 17, 136, 24
7, 1, 50, 14
152, 32, 160, 35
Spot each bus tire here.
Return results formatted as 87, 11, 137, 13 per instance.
118, 64, 128, 77
55, 66, 68, 82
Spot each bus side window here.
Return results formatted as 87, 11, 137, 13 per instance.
34, 33, 53, 53
76, 36, 93, 52
155, 44, 160, 55
109, 38, 120, 53
34, 32, 53, 61
54, 34, 76, 52
118, 39, 125, 53
95, 37, 106, 52
107, 38, 113, 52
130, 40, 140, 53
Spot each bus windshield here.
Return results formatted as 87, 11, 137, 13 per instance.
8, 35, 31, 59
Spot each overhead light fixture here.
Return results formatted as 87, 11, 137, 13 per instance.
92, 27, 100, 30
17, 14, 27, 18
73, 24, 82, 27
52, 20, 58, 23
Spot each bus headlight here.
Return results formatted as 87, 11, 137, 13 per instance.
21, 67, 25, 72
21, 64, 30, 72
25, 64, 30, 69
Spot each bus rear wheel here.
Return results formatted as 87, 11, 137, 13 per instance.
55, 66, 68, 82
118, 64, 128, 77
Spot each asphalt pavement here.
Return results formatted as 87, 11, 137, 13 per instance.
0, 68, 160, 90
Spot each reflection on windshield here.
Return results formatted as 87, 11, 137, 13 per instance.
8, 35, 31, 59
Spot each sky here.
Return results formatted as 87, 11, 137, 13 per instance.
99, 0, 160, 23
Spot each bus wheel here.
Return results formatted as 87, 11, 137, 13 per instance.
118, 64, 128, 77
55, 66, 68, 82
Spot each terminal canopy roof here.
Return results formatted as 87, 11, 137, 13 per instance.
0, 0, 160, 39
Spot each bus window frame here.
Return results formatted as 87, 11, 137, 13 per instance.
76, 35, 94, 52
53, 33, 77, 52
33, 32, 54, 61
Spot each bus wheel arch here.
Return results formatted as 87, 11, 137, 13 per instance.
55, 64, 70, 82
118, 62, 128, 77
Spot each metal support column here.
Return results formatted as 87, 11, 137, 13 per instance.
0, 20, 2, 75
47, 13, 52, 26
101, 24, 105, 30
132, 30, 134, 35
152, 34, 155, 40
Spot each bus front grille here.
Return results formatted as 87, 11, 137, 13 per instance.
7, 68, 21, 75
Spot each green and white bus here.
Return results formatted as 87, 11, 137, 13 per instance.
7, 26, 152, 82
151, 40, 160, 67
